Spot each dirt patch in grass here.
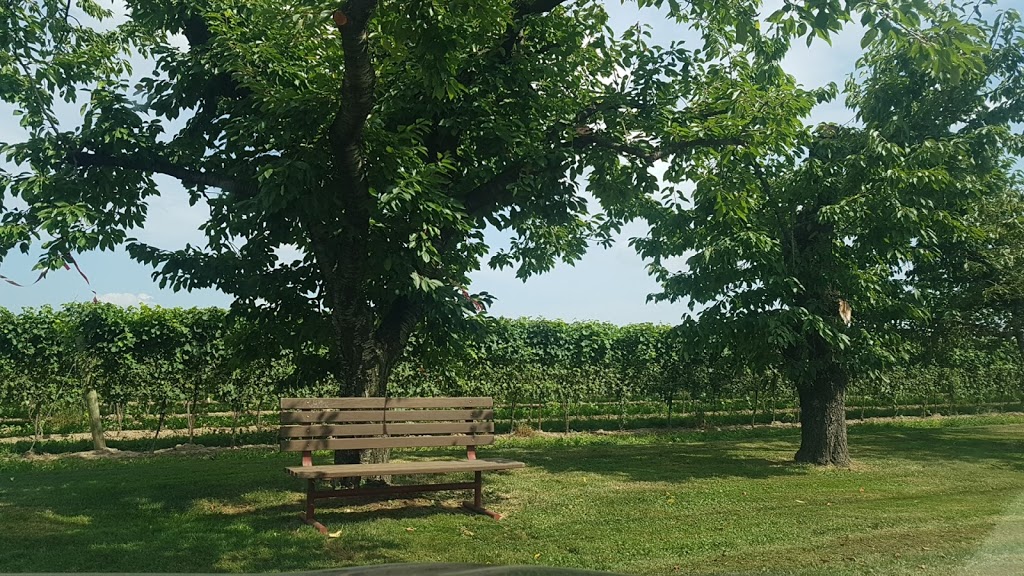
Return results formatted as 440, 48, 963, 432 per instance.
20, 443, 277, 461
0, 425, 275, 445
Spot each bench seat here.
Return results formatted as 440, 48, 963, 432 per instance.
286, 458, 525, 479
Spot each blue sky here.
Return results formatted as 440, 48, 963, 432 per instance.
0, 1, 866, 323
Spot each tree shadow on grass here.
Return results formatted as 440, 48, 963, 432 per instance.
849, 425, 1024, 471
488, 421, 1024, 483
496, 440, 805, 484
295, 422, 1023, 482
0, 455, 412, 572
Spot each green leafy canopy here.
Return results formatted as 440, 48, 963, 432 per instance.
0, 0, 980, 394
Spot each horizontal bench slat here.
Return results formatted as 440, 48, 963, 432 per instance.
279, 422, 494, 438
280, 409, 493, 424
286, 458, 525, 479
281, 397, 493, 410
281, 434, 494, 452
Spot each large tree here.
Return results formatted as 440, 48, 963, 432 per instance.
0, 0, 829, 394
632, 5, 1024, 465
2, 0, 963, 470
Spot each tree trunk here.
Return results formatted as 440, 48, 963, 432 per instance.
307, 203, 423, 482
617, 394, 625, 430
563, 397, 570, 433
84, 388, 107, 451
794, 367, 850, 466
360, 371, 391, 483
185, 398, 196, 443
114, 403, 125, 436
30, 401, 46, 452
536, 396, 544, 432
751, 386, 759, 427
151, 399, 168, 450
510, 395, 517, 431
333, 358, 391, 483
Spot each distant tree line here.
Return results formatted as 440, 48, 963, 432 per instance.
1, 305, 1020, 450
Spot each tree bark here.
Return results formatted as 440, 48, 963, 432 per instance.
323, 297, 420, 487
794, 364, 850, 466
751, 386, 759, 427
84, 388, 107, 451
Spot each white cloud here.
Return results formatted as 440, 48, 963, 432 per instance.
97, 292, 154, 306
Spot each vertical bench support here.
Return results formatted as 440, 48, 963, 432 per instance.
299, 450, 328, 534
462, 469, 502, 520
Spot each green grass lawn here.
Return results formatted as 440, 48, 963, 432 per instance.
1, 416, 1022, 575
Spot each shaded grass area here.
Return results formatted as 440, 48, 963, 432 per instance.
0, 417, 1022, 575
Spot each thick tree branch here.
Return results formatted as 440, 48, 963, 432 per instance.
328, 0, 378, 183
459, 102, 614, 216
461, 129, 746, 219
514, 0, 570, 15
572, 131, 744, 162
497, 0, 573, 54
71, 150, 241, 193
375, 294, 421, 359
462, 162, 527, 216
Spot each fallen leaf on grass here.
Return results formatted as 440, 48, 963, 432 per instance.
461, 528, 475, 537
795, 500, 806, 504
859, 487, 865, 493
534, 554, 541, 560
405, 527, 416, 532
328, 530, 342, 538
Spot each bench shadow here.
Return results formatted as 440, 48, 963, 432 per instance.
314, 501, 476, 525
0, 457, 409, 572
492, 440, 805, 483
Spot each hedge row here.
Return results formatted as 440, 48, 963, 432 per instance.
1, 305, 1021, 441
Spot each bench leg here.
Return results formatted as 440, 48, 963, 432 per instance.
462, 471, 503, 520
301, 479, 328, 534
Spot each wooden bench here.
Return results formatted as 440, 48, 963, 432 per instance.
280, 396, 524, 533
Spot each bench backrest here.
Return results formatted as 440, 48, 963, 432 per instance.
279, 397, 495, 453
